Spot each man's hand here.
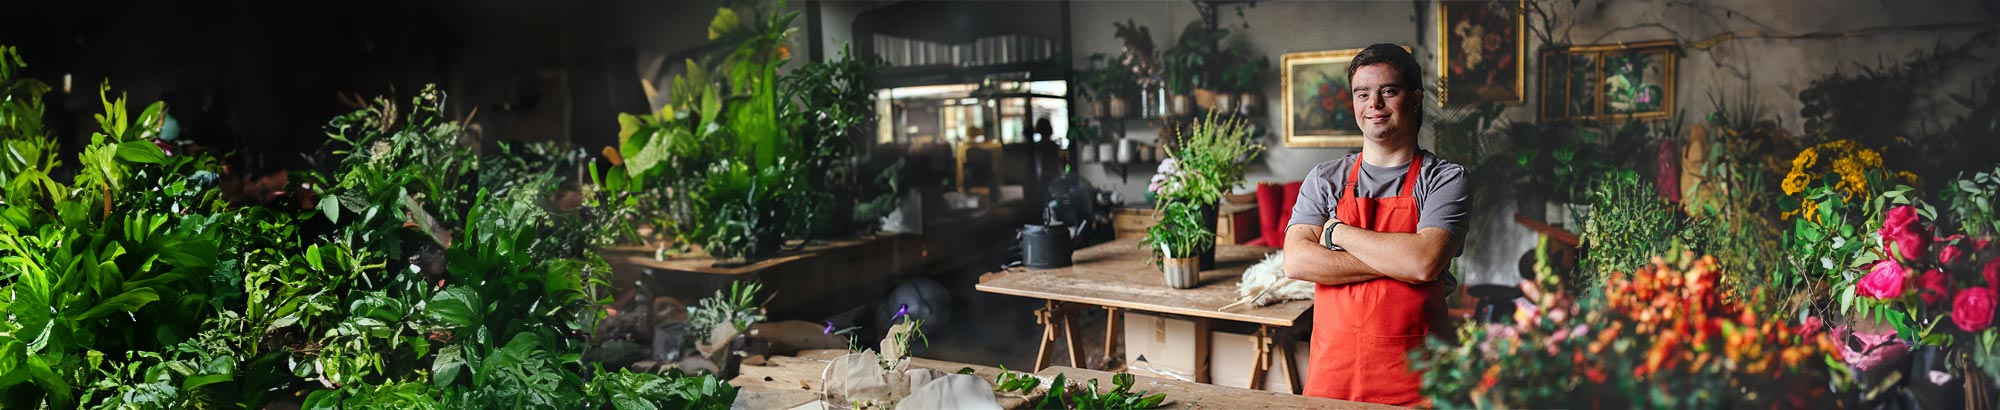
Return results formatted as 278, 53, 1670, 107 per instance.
1319, 218, 1343, 249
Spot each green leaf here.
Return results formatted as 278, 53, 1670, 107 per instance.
113, 140, 166, 164
432, 344, 467, 387
183, 373, 233, 391
320, 195, 341, 224
76, 288, 161, 320
423, 286, 483, 328
708, 8, 740, 40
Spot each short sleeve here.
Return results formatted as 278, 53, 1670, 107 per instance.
1417, 161, 1470, 241
1288, 162, 1336, 228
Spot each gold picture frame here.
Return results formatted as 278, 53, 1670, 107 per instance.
1281, 48, 1366, 148
1437, 0, 1527, 107
1537, 40, 1678, 122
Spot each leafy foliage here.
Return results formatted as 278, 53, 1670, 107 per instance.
995, 370, 1166, 410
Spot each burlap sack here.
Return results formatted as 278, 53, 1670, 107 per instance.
895, 374, 1003, 410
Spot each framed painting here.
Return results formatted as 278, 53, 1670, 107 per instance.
1538, 40, 1677, 122
1438, 0, 1526, 106
1281, 48, 1365, 148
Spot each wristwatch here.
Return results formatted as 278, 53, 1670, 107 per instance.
1321, 220, 1346, 251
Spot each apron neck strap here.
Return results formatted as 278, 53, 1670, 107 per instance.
1345, 152, 1425, 200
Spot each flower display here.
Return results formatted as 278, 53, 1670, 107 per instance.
1954, 287, 1996, 332
1417, 252, 1840, 408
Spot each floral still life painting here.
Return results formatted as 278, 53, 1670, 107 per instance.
1282, 48, 1367, 147
1439, 0, 1525, 106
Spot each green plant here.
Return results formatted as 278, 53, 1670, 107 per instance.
1140, 199, 1212, 261
994, 370, 1166, 410
1577, 170, 1688, 288
1218, 46, 1268, 94
1160, 21, 1226, 95
687, 281, 768, 344
1157, 112, 1262, 206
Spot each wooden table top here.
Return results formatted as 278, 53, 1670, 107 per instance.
975, 237, 1311, 327
605, 234, 910, 276
730, 349, 1035, 409
1036, 366, 1402, 410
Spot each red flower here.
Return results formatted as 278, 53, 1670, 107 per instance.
1978, 238, 1992, 251
1920, 269, 1951, 305
1880, 206, 1930, 262
1857, 260, 1908, 299
1984, 259, 2000, 287
1953, 287, 1997, 332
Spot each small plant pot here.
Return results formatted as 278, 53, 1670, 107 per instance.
1116, 139, 1136, 163
1097, 143, 1117, 163
1077, 145, 1096, 162
1162, 256, 1200, 289
1213, 94, 1236, 115
1091, 100, 1108, 118
1193, 88, 1218, 110
1108, 96, 1129, 119
1170, 95, 1192, 116
1238, 93, 1260, 115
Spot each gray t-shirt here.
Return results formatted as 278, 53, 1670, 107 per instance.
1287, 150, 1469, 244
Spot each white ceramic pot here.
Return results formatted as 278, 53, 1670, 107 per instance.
1238, 93, 1259, 115
1077, 145, 1095, 162
1170, 95, 1192, 117
1116, 139, 1136, 163
1097, 143, 1116, 162
1163, 256, 1200, 289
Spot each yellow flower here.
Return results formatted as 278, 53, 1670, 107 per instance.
1897, 171, 1922, 186
1802, 199, 1820, 224
1832, 157, 1867, 200
1791, 147, 1819, 171
1781, 170, 1810, 196
1854, 148, 1883, 168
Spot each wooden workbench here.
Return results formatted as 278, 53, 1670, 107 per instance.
730, 349, 1035, 409
604, 234, 922, 320
975, 238, 1310, 393
1035, 366, 1400, 410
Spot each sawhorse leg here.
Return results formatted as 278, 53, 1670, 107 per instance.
1033, 300, 1085, 371
1102, 306, 1121, 370
1249, 325, 1303, 394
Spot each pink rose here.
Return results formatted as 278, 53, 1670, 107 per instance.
1835, 325, 1909, 372
1881, 206, 1930, 262
1857, 260, 1908, 300
1801, 316, 1825, 335
1978, 237, 1992, 252
1919, 269, 1951, 305
1953, 287, 1997, 332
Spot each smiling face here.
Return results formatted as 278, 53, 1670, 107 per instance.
1348, 63, 1419, 145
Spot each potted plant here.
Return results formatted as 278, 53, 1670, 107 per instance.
1220, 46, 1269, 115
1146, 112, 1264, 271
1144, 199, 1211, 289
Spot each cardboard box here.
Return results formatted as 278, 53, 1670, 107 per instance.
1209, 331, 1311, 392
1121, 312, 1208, 383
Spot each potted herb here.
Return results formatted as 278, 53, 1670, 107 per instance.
1144, 113, 1263, 276
1145, 199, 1210, 288
1219, 47, 1268, 115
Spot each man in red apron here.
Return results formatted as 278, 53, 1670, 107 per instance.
1282, 44, 1468, 407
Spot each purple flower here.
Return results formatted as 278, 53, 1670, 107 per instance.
895, 303, 910, 320
823, 321, 835, 334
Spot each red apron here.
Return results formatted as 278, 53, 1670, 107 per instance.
1304, 153, 1447, 406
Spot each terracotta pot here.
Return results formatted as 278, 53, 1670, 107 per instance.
1162, 256, 1200, 289
1170, 95, 1192, 116
1193, 88, 1218, 110
1108, 96, 1129, 119
1091, 100, 1108, 118
1213, 94, 1236, 115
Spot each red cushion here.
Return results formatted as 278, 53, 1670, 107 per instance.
1247, 183, 1284, 247
1245, 181, 1306, 248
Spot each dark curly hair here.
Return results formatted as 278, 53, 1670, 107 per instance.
1345, 43, 1424, 126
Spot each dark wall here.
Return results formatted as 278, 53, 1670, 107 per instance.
1, 0, 712, 174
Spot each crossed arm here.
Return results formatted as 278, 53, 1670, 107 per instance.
1281, 221, 1459, 285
